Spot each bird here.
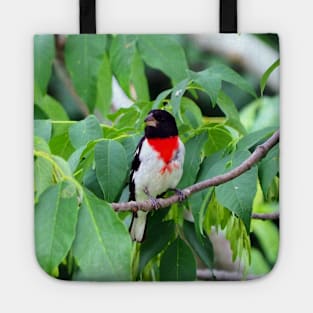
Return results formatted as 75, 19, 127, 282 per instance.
129, 109, 185, 242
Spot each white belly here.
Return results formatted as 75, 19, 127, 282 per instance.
133, 139, 184, 201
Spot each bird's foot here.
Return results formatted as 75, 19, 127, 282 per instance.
144, 187, 161, 210
149, 197, 161, 210
171, 188, 187, 202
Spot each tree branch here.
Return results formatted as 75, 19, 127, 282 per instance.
251, 212, 279, 221
196, 269, 260, 281
111, 130, 280, 217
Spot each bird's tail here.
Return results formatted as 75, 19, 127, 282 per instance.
129, 211, 148, 242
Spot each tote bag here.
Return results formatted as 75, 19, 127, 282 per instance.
34, 0, 280, 281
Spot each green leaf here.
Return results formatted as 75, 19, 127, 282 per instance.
240, 96, 279, 132
118, 135, 142, 169
197, 151, 226, 183
34, 136, 51, 153
237, 127, 277, 151
65, 35, 107, 112
190, 64, 256, 106
112, 107, 141, 130
95, 53, 112, 118
183, 221, 214, 269
49, 132, 75, 160
69, 115, 103, 149
110, 34, 150, 101
83, 168, 104, 199
51, 155, 72, 177
204, 126, 233, 156
189, 70, 221, 106
211, 64, 256, 98
34, 104, 49, 119
110, 35, 137, 97
51, 120, 73, 137
94, 140, 128, 202
72, 189, 132, 281
34, 156, 54, 199
68, 140, 96, 183
189, 188, 213, 238
249, 248, 270, 276
204, 190, 232, 232
217, 91, 246, 134
258, 144, 279, 197
252, 220, 279, 264
180, 97, 203, 129
178, 131, 208, 188
260, 59, 280, 96
190, 152, 223, 236
139, 220, 175, 274
138, 35, 188, 84
34, 120, 52, 142
34, 35, 55, 104
152, 88, 172, 109
131, 48, 150, 102
68, 145, 86, 173
37, 95, 68, 121
170, 79, 190, 117
159, 237, 196, 281
214, 151, 258, 232
35, 181, 79, 275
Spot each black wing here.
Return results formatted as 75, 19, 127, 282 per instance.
129, 136, 145, 201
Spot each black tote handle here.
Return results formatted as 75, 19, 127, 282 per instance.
220, 0, 238, 33
80, 0, 96, 34
79, 0, 238, 34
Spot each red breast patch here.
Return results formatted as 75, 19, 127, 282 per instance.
147, 136, 179, 164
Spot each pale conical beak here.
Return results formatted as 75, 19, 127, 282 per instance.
144, 113, 158, 127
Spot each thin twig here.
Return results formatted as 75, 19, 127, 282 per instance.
196, 269, 261, 281
111, 130, 280, 216
251, 212, 280, 221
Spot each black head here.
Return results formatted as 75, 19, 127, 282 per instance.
144, 109, 178, 138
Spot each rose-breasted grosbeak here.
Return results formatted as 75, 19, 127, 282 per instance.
129, 109, 185, 242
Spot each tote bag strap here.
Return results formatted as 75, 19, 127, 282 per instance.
79, 0, 238, 34
220, 0, 237, 33
80, 0, 96, 33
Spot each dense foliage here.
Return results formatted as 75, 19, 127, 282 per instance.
34, 34, 279, 281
